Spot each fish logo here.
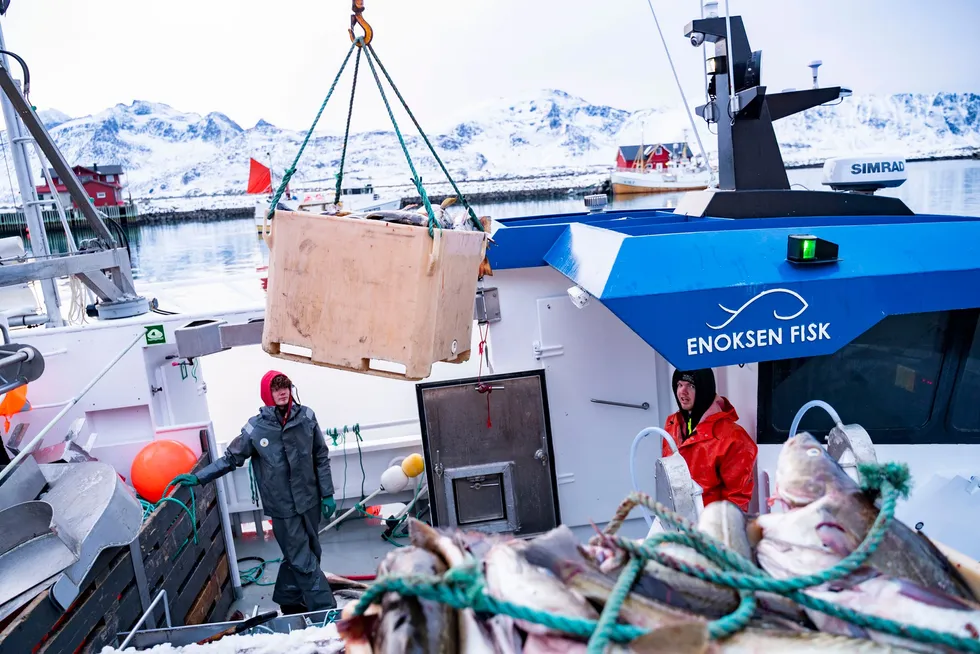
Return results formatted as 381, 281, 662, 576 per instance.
706, 288, 809, 330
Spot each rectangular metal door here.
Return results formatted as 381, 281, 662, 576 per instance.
416, 369, 560, 537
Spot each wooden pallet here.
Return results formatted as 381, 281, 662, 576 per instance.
0, 452, 235, 653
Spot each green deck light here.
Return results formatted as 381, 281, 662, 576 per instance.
788, 234, 839, 265
800, 237, 816, 260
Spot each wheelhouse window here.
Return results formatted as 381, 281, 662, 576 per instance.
951, 318, 980, 432
761, 312, 949, 442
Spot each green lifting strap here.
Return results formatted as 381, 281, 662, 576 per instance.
365, 43, 485, 233
359, 43, 440, 236
266, 41, 358, 219
265, 34, 486, 239
334, 46, 363, 206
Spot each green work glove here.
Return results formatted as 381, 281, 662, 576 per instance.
172, 473, 200, 487
321, 496, 336, 522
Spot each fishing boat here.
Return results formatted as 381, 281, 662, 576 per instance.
608, 142, 713, 195
2, 1, 980, 651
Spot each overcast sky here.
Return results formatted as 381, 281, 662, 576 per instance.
2, 0, 977, 133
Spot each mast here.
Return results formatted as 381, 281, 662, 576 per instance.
674, 8, 912, 218
0, 15, 148, 320
0, 21, 63, 326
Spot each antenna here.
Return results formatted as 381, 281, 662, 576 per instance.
643, 0, 712, 180
808, 60, 822, 89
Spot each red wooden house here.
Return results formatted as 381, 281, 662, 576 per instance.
36, 164, 126, 208
615, 143, 693, 171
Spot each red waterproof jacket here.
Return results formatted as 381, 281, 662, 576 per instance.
661, 395, 757, 512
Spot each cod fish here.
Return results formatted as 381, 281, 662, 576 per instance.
640, 501, 752, 616
628, 621, 922, 654
483, 540, 599, 636
756, 492, 980, 653
522, 525, 697, 612
408, 518, 496, 654
340, 197, 455, 229
336, 600, 380, 654
773, 432, 976, 601
371, 545, 457, 654
563, 567, 921, 653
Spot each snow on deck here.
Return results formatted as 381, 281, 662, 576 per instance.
100, 624, 343, 654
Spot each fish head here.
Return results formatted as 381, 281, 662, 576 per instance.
774, 432, 857, 507
378, 544, 446, 577
336, 603, 381, 650
755, 493, 861, 579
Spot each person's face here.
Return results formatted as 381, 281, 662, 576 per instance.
272, 386, 291, 406
676, 380, 695, 411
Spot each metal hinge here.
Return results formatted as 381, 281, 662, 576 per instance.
532, 341, 564, 360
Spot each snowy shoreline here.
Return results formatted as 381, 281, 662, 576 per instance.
129, 151, 979, 222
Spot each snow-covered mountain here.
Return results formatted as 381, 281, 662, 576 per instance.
6, 89, 979, 206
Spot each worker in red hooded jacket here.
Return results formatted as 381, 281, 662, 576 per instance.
174, 370, 337, 614
661, 368, 757, 512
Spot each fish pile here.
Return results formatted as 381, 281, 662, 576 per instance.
317, 197, 491, 233
335, 433, 980, 653
314, 197, 493, 277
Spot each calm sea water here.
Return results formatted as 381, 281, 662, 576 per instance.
41, 159, 980, 285
31, 159, 980, 446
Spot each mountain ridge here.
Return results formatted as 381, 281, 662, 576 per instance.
4, 88, 977, 205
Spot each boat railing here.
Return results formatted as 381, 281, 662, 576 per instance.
219, 417, 423, 534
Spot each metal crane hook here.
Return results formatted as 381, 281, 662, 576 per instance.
349, 0, 373, 46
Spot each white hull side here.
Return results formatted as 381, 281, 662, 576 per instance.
610, 168, 713, 194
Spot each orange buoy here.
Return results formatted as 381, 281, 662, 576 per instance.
131, 440, 198, 503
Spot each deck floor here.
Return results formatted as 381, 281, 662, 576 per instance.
228, 514, 400, 616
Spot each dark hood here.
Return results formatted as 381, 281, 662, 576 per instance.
672, 368, 716, 430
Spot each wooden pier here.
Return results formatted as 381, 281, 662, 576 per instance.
0, 202, 138, 235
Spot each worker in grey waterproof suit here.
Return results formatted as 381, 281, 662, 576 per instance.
172, 369, 337, 614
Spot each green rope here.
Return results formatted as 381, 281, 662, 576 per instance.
139, 477, 199, 562
239, 557, 282, 586
334, 46, 362, 206
340, 426, 349, 515
590, 556, 645, 647
348, 462, 980, 653
266, 41, 358, 219
248, 459, 259, 507
352, 565, 647, 643
365, 43, 484, 232
586, 464, 980, 654
359, 44, 439, 237
352, 423, 366, 499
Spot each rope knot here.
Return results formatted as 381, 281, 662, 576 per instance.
858, 462, 911, 499
442, 562, 485, 605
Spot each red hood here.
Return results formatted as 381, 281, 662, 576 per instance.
260, 370, 282, 406
699, 395, 739, 426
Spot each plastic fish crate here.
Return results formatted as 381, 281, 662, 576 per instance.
261, 209, 489, 381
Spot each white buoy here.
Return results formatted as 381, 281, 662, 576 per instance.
380, 465, 411, 493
